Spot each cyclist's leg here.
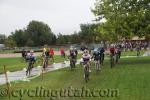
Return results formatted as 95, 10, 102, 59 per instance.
70, 58, 72, 69
94, 60, 97, 71
73, 58, 76, 68
26, 65, 29, 76
113, 55, 115, 65
43, 58, 46, 69
46, 58, 48, 67
88, 61, 91, 72
115, 54, 118, 63
27, 62, 31, 76
98, 60, 100, 70
100, 55, 103, 65
110, 54, 112, 67
87, 64, 90, 80
52, 55, 54, 62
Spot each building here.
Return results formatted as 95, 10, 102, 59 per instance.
0, 44, 5, 49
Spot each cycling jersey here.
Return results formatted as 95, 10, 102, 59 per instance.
110, 47, 115, 55
70, 50, 76, 59
45, 51, 49, 57
49, 48, 54, 56
82, 54, 91, 62
92, 52, 100, 61
100, 48, 105, 54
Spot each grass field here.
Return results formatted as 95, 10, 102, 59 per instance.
121, 50, 145, 56
0, 56, 150, 100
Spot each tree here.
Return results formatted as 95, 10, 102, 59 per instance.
56, 33, 68, 45
26, 20, 56, 46
0, 34, 6, 44
79, 23, 99, 43
11, 30, 26, 47
70, 32, 81, 44
4, 36, 16, 48
92, 0, 150, 40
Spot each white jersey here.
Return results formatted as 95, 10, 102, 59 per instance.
82, 54, 91, 62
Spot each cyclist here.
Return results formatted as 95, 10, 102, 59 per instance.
115, 46, 120, 63
82, 49, 91, 72
42, 48, 50, 68
42, 48, 49, 57
136, 43, 141, 57
68, 47, 77, 69
22, 49, 26, 58
26, 51, 31, 61
109, 44, 115, 67
29, 50, 36, 65
74, 48, 78, 63
110, 44, 115, 56
80, 45, 88, 54
21, 49, 28, 62
117, 44, 122, 59
99, 47, 105, 65
92, 48, 101, 71
26, 50, 36, 76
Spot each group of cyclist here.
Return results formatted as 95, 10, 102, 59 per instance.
22, 48, 55, 75
22, 44, 122, 80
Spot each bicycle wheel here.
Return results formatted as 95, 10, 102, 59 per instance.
70, 59, 73, 70
110, 55, 113, 68
20, 57, 26, 63
36, 57, 43, 66
84, 64, 89, 83
115, 54, 119, 63
26, 62, 32, 76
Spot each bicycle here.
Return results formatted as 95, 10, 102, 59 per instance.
115, 53, 119, 64
26, 60, 34, 76
110, 54, 115, 68
95, 60, 100, 73
70, 58, 76, 70
43, 56, 49, 70
35, 56, 44, 66
83, 61, 90, 83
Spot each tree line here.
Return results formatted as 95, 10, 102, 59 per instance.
0, 0, 149, 47
0, 21, 99, 47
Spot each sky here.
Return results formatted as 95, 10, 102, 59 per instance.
0, 0, 95, 36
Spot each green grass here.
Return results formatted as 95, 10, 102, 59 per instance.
121, 50, 145, 56
0, 57, 26, 74
0, 56, 150, 100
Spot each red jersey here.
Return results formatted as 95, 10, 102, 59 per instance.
110, 47, 115, 54
49, 48, 54, 55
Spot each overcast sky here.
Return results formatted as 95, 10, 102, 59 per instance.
0, 0, 95, 35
